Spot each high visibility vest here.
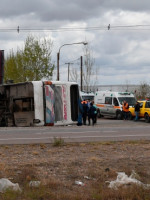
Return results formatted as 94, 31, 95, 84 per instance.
123, 103, 129, 112
81, 101, 87, 104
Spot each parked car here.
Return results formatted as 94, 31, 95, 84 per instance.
128, 100, 150, 122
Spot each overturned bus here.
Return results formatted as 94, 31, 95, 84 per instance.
0, 81, 79, 127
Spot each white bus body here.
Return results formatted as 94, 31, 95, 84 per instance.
94, 91, 136, 119
0, 81, 79, 127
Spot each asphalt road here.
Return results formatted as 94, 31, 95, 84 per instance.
0, 118, 150, 144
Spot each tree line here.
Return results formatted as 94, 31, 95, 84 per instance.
4, 35, 97, 92
4, 35, 54, 83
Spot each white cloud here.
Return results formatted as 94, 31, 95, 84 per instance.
1, 0, 150, 85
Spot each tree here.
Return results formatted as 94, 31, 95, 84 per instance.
83, 44, 96, 92
136, 82, 150, 99
4, 49, 25, 83
4, 35, 54, 83
69, 44, 98, 92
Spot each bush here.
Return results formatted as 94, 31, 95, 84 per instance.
53, 137, 65, 147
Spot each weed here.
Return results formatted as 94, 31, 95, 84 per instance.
53, 137, 65, 147
89, 156, 100, 162
32, 151, 39, 155
39, 143, 47, 149
14, 165, 38, 184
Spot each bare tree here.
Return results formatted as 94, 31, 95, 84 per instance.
82, 44, 97, 92
69, 44, 98, 92
69, 58, 80, 84
123, 80, 130, 92
136, 82, 150, 99
70, 67, 79, 82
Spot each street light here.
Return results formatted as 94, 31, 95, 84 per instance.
57, 42, 88, 81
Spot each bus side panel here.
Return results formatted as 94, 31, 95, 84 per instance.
32, 81, 44, 126
62, 85, 68, 121
54, 84, 69, 124
54, 85, 63, 122
44, 85, 55, 126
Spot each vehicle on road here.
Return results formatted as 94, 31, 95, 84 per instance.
128, 100, 150, 122
80, 91, 94, 101
94, 91, 136, 119
0, 81, 79, 127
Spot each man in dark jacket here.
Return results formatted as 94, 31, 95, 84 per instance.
88, 102, 96, 125
82, 101, 88, 125
134, 101, 140, 121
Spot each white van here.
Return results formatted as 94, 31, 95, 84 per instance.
94, 91, 136, 119
80, 91, 94, 101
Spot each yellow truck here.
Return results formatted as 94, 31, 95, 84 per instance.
128, 100, 150, 122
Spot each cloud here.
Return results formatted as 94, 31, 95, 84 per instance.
0, 0, 150, 85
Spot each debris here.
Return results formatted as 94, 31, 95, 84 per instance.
29, 181, 41, 187
105, 168, 110, 172
0, 178, 21, 193
75, 181, 84, 186
84, 176, 90, 180
107, 171, 150, 190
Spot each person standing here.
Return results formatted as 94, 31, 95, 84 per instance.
92, 100, 97, 124
134, 101, 140, 121
122, 101, 129, 120
82, 100, 88, 125
88, 102, 96, 126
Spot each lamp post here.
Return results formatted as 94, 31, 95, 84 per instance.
80, 56, 83, 91
57, 42, 87, 81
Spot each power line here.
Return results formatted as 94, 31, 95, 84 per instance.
60, 57, 80, 67
1, 24, 150, 33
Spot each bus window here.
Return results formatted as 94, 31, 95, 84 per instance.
70, 85, 79, 121
13, 98, 34, 112
54, 86, 63, 121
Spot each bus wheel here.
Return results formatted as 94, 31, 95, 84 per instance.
145, 113, 150, 123
128, 112, 133, 120
116, 111, 122, 120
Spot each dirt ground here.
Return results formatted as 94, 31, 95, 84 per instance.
0, 140, 150, 188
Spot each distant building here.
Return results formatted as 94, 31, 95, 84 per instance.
82, 84, 139, 93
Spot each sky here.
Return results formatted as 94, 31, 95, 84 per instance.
1, 0, 150, 85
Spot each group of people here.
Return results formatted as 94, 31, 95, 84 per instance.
122, 100, 140, 121
77, 99, 97, 126
78, 99, 140, 125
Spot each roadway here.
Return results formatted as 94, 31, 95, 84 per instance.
0, 118, 150, 144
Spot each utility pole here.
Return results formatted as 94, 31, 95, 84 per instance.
0, 50, 4, 84
57, 52, 59, 81
80, 56, 83, 91
65, 62, 73, 81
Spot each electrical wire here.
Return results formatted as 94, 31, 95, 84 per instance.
1, 24, 150, 33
